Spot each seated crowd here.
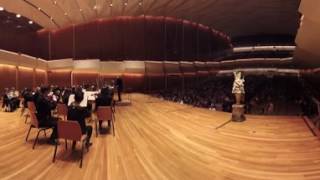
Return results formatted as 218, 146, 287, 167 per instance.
2, 87, 21, 112
2, 84, 115, 146
154, 75, 314, 116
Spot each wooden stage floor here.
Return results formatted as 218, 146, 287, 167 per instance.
1, 94, 320, 180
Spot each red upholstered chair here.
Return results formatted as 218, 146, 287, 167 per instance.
27, 101, 36, 113
25, 112, 51, 149
56, 103, 68, 121
52, 121, 89, 168
96, 106, 115, 137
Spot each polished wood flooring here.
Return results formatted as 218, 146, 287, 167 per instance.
1, 94, 320, 180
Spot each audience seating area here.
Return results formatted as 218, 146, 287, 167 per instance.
154, 75, 310, 116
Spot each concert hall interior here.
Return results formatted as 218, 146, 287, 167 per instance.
1, 0, 320, 179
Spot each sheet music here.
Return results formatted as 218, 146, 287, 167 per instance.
67, 91, 97, 107
86, 91, 98, 101
68, 94, 88, 107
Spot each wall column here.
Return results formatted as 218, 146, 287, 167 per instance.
15, 66, 19, 90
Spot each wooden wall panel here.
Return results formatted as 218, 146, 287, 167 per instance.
47, 71, 71, 87
72, 72, 99, 86
99, 74, 118, 87
167, 75, 182, 90
147, 75, 165, 91
18, 67, 33, 90
0, 65, 17, 93
123, 75, 145, 92
35, 70, 47, 87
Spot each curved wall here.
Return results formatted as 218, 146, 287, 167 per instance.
42, 16, 231, 61
0, 49, 311, 93
0, 50, 47, 92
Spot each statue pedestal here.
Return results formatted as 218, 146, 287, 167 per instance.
231, 104, 246, 122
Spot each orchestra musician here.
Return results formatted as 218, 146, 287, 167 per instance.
67, 89, 93, 148
95, 86, 113, 132
35, 86, 58, 145
115, 76, 123, 101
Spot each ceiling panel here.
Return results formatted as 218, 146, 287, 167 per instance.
0, 0, 300, 38
294, 0, 320, 67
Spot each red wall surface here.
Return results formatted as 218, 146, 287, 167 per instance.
123, 75, 146, 92
47, 71, 71, 87
72, 72, 99, 86
0, 65, 16, 92
18, 68, 34, 89
0, 16, 230, 61
35, 70, 47, 87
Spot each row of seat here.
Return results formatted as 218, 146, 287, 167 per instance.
24, 101, 115, 168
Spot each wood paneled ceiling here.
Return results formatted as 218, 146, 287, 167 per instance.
294, 0, 320, 67
0, 0, 301, 38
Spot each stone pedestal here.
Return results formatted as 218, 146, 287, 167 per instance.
231, 104, 246, 122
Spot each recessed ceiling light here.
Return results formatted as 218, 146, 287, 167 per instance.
110, 3, 113, 7
0, 7, 4, 11
28, 20, 33, 24
93, 5, 97, 9
16, 14, 21, 18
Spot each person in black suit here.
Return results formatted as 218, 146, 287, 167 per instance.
115, 76, 123, 101
2, 88, 9, 111
67, 90, 92, 147
21, 88, 33, 116
35, 86, 58, 144
95, 87, 112, 131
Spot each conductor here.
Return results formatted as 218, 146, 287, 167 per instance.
115, 76, 123, 101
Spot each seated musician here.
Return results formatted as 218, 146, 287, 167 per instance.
6, 87, 20, 112
62, 88, 72, 105
95, 87, 112, 130
2, 88, 9, 111
32, 87, 41, 103
22, 88, 33, 107
35, 86, 58, 144
21, 88, 33, 116
67, 89, 93, 147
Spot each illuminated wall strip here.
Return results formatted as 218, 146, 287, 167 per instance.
233, 46, 296, 53
18, 66, 33, 71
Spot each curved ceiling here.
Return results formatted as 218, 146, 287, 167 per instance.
294, 0, 320, 67
0, 0, 301, 38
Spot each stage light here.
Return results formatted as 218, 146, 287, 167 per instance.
16, 14, 21, 18
28, 20, 33, 24
0, 7, 4, 11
